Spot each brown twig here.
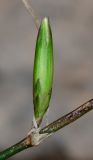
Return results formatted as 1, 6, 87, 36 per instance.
40, 99, 93, 134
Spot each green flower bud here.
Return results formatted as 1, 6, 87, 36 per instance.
33, 17, 53, 127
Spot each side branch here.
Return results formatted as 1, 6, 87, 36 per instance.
40, 99, 93, 134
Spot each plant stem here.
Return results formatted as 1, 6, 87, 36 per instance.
40, 99, 93, 134
0, 136, 32, 160
0, 99, 93, 159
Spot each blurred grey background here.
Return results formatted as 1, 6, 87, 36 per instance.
0, 0, 93, 159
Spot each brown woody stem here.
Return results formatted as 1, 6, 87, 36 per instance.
40, 99, 93, 134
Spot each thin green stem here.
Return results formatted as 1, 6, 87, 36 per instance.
0, 99, 93, 159
0, 136, 32, 160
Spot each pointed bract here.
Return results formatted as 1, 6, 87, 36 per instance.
33, 17, 53, 126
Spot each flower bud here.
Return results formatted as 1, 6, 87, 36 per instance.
33, 17, 53, 127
